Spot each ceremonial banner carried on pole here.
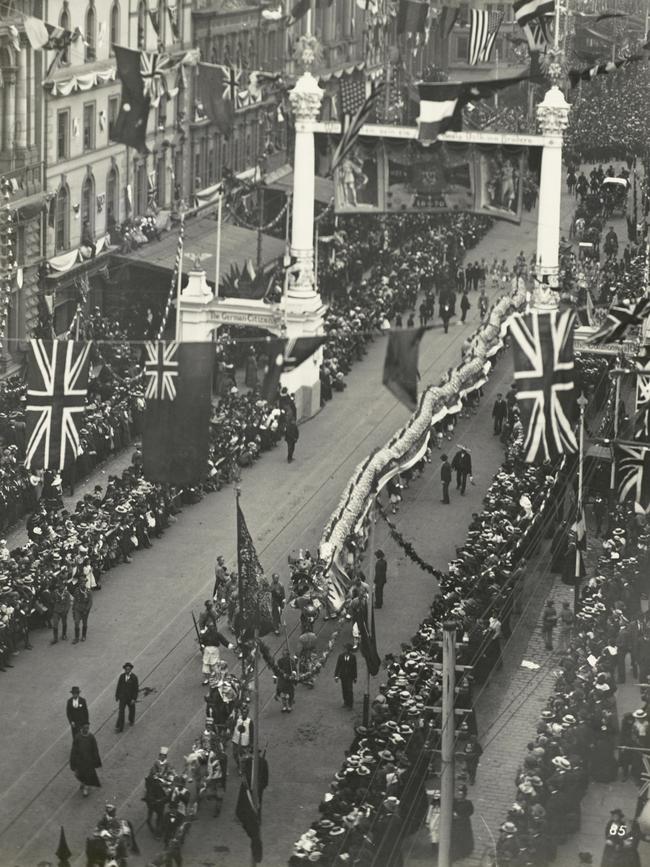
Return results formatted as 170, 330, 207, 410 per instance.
236, 502, 273, 638
615, 441, 650, 512
382, 328, 426, 410
510, 310, 578, 463
25, 340, 92, 471
142, 341, 213, 485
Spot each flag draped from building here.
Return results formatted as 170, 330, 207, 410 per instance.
417, 82, 462, 143
260, 338, 288, 403
236, 502, 273, 637
587, 295, 650, 344
510, 310, 578, 463
339, 75, 367, 118
24, 15, 78, 51
615, 441, 650, 512
468, 8, 504, 65
166, 2, 180, 39
236, 781, 262, 863
397, 0, 430, 34
197, 63, 235, 136
142, 342, 213, 485
355, 599, 381, 676
382, 328, 426, 410
513, 0, 555, 28
331, 83, 383, 174
635, 348, 650, 441
569, 54, 642, 88
113, 45, 152, 152
25, 340, 92, 471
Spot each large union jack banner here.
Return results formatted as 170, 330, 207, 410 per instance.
510, 309, 578, 463
635, 347, 650, 441
615, 441, 650, 512
25, 340, 91, 471
144, 341, 179, 401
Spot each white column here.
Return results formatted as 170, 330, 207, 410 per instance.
3, 71, 16, 153
532, 84, 570, 311
15, 50, 27, 151
287, 67, 323, 302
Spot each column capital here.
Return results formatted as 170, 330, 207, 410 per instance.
289, 71, 324, 124
536, 85, 570, 137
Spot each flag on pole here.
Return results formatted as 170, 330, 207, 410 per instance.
468, 8, 504, 65
355, 598, 381, 676
417, 82, 462, 143
197, 63, 235, 136
509, 310, 578, 463
587, 295, 650, 344
339, 75, 367, 117
397, 0, 430, 34
260, 336, 326, 403
236, 502, 273, 638
236, 780, 262, 862
24, 16, 78, 51
141, 342, 213, 485
25, 340, 92, 471
513, 0, 555, 28
331, 83, 383, 174
382, 328, 426, 410
113, 45, 152, 152
615, 441, 650, 512
635, 348, 650, 441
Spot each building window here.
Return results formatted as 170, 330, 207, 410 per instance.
134, 160, 147, 215
137, 0, 147, 49
109, 0, 120, 52
455, 34, 469, 61
57, 110, 70, 160
85, 3, 96, 61
106, 165, 119, 226
156, 154, 166, 206
83, 103, 95, 151
108, 95, 120, 140
60, 7, 70, 64
81, 173, 95, 234
55, 183, 70, 252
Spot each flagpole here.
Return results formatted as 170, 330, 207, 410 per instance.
251, 627, 260, 867
175, 210, 186, 340
608, 364, 624, 521
215, 195, 223, 297
236, 484, 246, 683
363, 496, 376, 727
575, 393, 588, 613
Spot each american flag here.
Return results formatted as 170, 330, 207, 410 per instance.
140, 50, 173, 108
468, 9, 504, 65
615, 441, 650, 513
510, 310, 578, 463
144, 342, 179, 401
635, 347, 650, 441
25, 340, 91, 471
331, 82, 383, 174
339, 76, 367, 116
587, 295, 650, 344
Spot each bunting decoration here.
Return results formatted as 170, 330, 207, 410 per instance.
25, 340, 92, 471
569, 54, 642, 88
510, 310, 578, 464
155, 214, 185, 339
615, 441, 650, 513
377, 503, 444, 578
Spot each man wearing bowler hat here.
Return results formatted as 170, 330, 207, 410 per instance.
66, 686, 89, 740
114, 662, 139, 732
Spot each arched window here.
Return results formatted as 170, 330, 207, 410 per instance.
80, 172, 95, 235
55, 183, 70, 252
106, 164, 119, 227
85, 3, 96, 61
60, 7, 70, 64
109, 0, 120, 53
157, 0, 166, 45
137, 0, 147, 49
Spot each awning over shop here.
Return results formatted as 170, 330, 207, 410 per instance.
116, 213, 287, 281
266, 164, 334, 204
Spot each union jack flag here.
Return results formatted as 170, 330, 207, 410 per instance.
221, 65, 241, 103
140, 50, 173, 108
587, 295, 650, 345
144, 342, 179, 401
25, 340, 91, 471
510, 310, 578, 463
634, 347, 650, 441
615, 441, 650, 513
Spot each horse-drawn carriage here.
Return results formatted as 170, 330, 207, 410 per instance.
602, 176, 628, 218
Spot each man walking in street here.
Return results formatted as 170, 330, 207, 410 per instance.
451, 446, 473, 495
542, 600, 557, 651
440, 454, 452, 504
198, 602, 233, 684
72, 579, 93, 644
51, 582, 72, 644
374, 550, 388, 609
114, 662, 139, 732
66, 686, 89, 741
334, 643, 357, 709
270, 573, 285, 635
285, 417, 299, 463
492, 393, 507, 435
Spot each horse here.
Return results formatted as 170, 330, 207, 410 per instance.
143, 777, 170, 837
86, 821, 138, 867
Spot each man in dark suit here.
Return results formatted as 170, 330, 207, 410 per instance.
66, 686, 89, 740
334, 643, 357, 709
451, 446, 473, 495
374, 550, 388, 609
114, 662, 139, 732
440, 454, 452, 504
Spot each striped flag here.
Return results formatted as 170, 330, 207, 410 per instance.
615, 441, 650, 512
417, 81, 462, 143
568, 54, 643, 88
513, 0, 554, 28
330, 83, 383, 174
468, 8, 504, 64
